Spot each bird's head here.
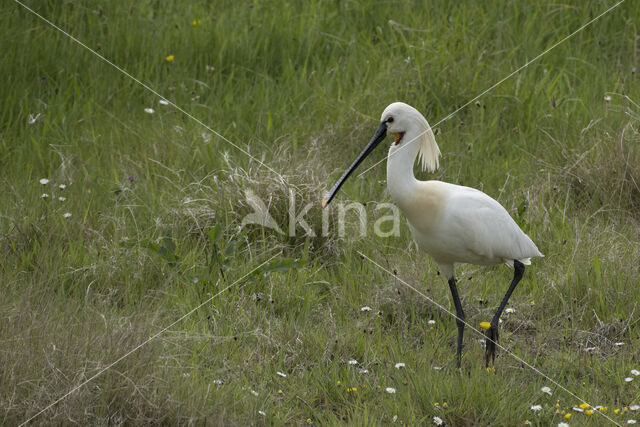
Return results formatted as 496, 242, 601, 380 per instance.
381, 102, 440, 172
322, 102, 440, 208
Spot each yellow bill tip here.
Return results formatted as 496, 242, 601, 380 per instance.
479, 321, 491, 331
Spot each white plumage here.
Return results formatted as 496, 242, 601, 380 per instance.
323, 102, 544, 367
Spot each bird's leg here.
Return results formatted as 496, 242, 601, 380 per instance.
485, 260, 525, 366
447, 277, 466, 368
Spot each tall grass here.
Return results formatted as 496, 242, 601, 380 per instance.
2, 0, 640, 425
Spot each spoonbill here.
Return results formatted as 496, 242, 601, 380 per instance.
322, 102, 543, 367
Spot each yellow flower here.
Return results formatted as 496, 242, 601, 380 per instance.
480, 321, 491, 331
600, 406, 608, 412
486, 366, 495, 373
352, 387, 357, 392
191, 19, 202, 27
524, 420, 531, 425
434, 402, 440, 407
443, 402, 448, 408
278, 389, 283, 394
165, 55, 175, 62
615, 408, 620, 414
307, 418, 312, 423
564, 413, 571, 419
585, 409, 593, 415
336, 381, 341, 385
579, 403, 590, 410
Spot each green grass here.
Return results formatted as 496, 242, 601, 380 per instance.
2, 0, 640, 425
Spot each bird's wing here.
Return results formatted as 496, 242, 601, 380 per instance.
443, 186, 543, 264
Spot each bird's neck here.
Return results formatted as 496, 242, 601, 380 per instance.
386, 131, 421, 205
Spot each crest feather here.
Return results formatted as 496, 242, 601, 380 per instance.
417, 118, 440, 172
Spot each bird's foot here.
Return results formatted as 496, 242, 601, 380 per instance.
484, 322, 499, 367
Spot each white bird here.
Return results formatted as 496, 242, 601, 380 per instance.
322, 102, 543, 367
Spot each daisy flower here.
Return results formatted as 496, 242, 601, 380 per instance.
385, 387, 396, 394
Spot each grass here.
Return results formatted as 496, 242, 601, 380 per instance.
2, 0, 640, 424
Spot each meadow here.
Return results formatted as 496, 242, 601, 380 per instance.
2, 0, 640, 425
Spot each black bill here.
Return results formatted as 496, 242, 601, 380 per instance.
322, 121, 388, 208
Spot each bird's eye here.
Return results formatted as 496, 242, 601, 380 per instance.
387, 117, 394, 123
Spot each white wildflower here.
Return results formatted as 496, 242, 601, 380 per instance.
276, 371, 287, 378
41, 193, 49, 199
144, 108, 155, 114
159, 99, 169, 105
39, 178, 50, 185
505, 308, 515, 314
626, 377, 634, 382
250, 390, 258, 396
632, 370, 640, 376
28, 113, 42, 124
631, 405, 640, 411
615, 342, 626, 346
63, 212, 72, 218
385, 387, 396, 394
428, 320, 436, 325
258, 410, 266, 416
604, 95, 612, 102
628, 420, 637, 424
395, 362, 405, 369
58, 196, 66, 202
531, 404, 542, 412
361, 306, 372, 312
573, 407, 584, 412
59, 184, 67, 189
348, 359, 358, 365
433, 416, 443, 425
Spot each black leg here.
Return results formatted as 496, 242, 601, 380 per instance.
448, 277, 466, 368
485, 260, 525, 366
